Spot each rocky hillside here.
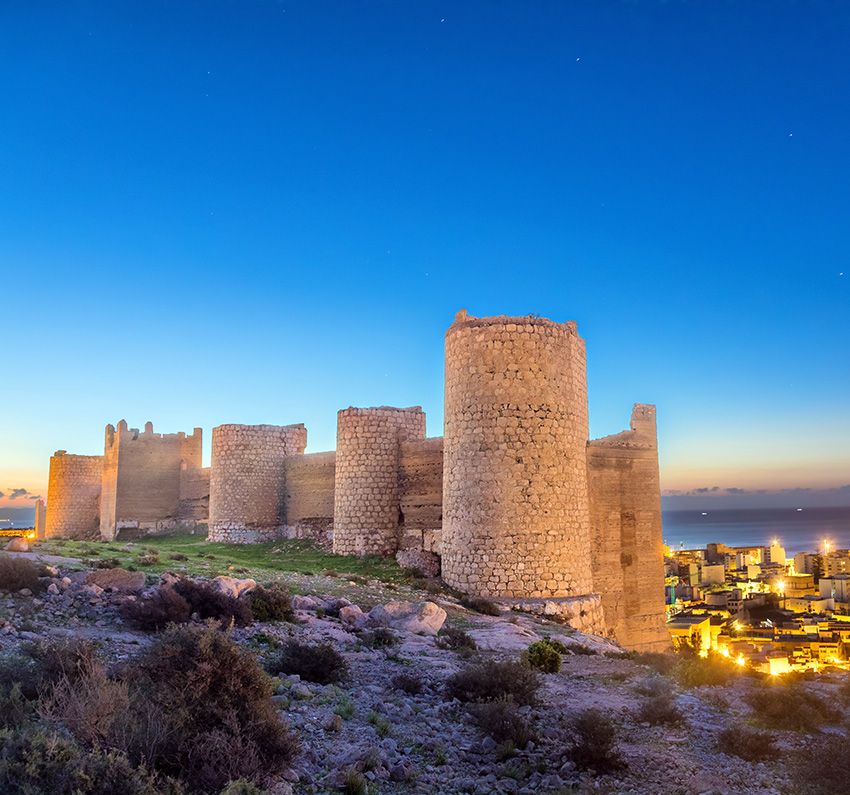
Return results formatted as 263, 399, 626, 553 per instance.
0, 539, 845, 795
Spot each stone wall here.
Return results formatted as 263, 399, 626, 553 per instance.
587, 404, 670, 651
333, 406, 426, 556
45, 451, 103, 539
441, 310, 597, 610
178, 465, 210, 521
398, 436, 443, 550
283, 451, 336, 542
34, 498, 47, 540
208, 423, 307, 543
99, 420, 203, 540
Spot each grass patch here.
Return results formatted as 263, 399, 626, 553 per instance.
37, 534, 409, 584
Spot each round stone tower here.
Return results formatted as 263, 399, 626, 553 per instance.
208, 423, 307, 543
44, 451, 103, 539
333, 406, 426, 556
441, 310, 596, 601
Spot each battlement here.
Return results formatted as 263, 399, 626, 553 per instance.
446, 308, 580, 337
105, 420, 203, 448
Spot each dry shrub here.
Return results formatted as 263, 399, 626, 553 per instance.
391, 672, 423, 695
120, 588, 192, 631
0, 554, 44, 593
460, 596, 501, 616
635, 692, 683, 726
445, 659, 539, 705
247, 584, 293, 623
173, 579, 252, 628
569, 708, 623, 772
789, 734, 849, 795
744, 680, 841, 731
436, 627, 477, 653
716, 725, 776, 761
360, 627, 399, 648
467, 698, 533, 748
0, 638, 102, 701
632, 651, 677, 676
125, 624, 298, 793
264, 639, 348, 684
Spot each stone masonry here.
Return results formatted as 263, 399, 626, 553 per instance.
208, 423, 307, 543
45, 452, 103, 539
41, 309, 668, 648
333, 407, 426, 556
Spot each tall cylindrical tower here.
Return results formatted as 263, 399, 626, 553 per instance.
44, 451, 103, 539
333, 406, 426, 556
208, 423, 307, 543
442, 310, 595, 599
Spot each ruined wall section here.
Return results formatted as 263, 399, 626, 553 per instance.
208, 423, 307, 543
441, 311, 602, 632
283, 451, 336, 542
587, 404, 669, 652
34, 499, 47, 539
333, 407, 426, 556
398, 436, 443, 554
178, 466, 210, 521
45, 452, 103, 539
100, 421, 203, 540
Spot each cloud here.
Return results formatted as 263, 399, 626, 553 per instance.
662, 483, 850, 509
0, 491, 4, 499
7, 488, 30, 500
27, 495, 42, 501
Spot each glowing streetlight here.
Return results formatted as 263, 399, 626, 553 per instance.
736, 655, 746, 667
823, 539, 832, 555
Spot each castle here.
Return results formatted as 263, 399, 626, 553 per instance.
42, 311, 668, 651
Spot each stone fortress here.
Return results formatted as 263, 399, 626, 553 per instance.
42, 310, 668, 651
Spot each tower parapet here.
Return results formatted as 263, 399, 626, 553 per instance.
208, 423, 307, 543
441, 310, 603, 632
45, 451, 103, 539
333, 406, 426, 556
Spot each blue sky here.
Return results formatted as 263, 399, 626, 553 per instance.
1, 1, 848, 511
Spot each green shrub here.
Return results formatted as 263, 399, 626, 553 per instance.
744, 681, 841, 731
137, 552, 160, 567
675, 650, 742, 688
436, 627, 477, 653
0, 727, 182, 795
460, 596, 501, 616
526, 639, 562, 673
264, 640, 348, 684
218, 780, 266, 795
120, 588, 192, 631
467, 698, 533, 748
569, 709, 622, 773
0, 554, 44, 593
247, 584, 293, 623
342, 769, 368, 795
168, 553, 189, 562
0, 638, 101, 702
633, 651, 676, 675
717, 725, 776, 761
445, 659, 539, 705
173, 579, 253, 629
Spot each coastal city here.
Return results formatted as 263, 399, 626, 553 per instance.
666, 536, 850, 673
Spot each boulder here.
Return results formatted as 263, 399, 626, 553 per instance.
292, 595, 326, 611
367, 600, 447, 636
4, 538, 29, 552
395, 549, 441, 578
211, 575, 257, 599
86, 568, 146, 594
338, 604, 365, 626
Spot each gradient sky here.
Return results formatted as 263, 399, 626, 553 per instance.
1, 1, 848, 513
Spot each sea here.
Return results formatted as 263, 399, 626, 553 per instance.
662, 507, 850, 556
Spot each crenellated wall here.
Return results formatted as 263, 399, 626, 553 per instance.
45, 452, 103, 539
208, 423, 307, 543
100, 420, 203, 540
587, 404, 670, 651
333, 406, 426, 556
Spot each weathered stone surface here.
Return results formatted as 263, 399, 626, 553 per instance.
367, 600, 447, 635
339, 604, 364, 626
395, 549, 440, 578
211, 575, 257, 598
4, 538, 30, 552
85, 568, 146, 593
45, 451, 103, 539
